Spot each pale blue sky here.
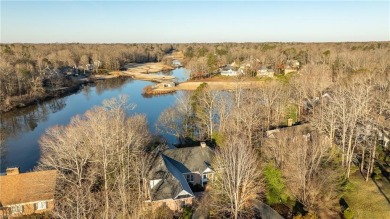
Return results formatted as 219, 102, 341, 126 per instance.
1, 1, 389, 43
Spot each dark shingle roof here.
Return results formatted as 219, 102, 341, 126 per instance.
148, 146, 214, 201
163, 146, 214, 173
222, 65, 233, 71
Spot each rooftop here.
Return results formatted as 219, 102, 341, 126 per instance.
0, 169, 57, 206
148, 145, 214, 201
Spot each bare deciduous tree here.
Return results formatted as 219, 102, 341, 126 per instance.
39, 96, 151, 219
210, 136, 264, 219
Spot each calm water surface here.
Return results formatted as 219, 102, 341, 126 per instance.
0, 68, 190, 172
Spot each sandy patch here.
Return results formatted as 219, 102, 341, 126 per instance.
173, 81, 264, 91
92, 74, 121, 79
124, 62, 174, 74
107, 63, 176, 82
165, 51, 185, 61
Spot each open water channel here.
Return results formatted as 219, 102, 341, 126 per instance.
0, 67, 190, 172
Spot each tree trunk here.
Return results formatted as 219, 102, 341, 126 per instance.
360, 148, 365, 172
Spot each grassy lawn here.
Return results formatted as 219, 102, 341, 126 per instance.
342, 171, 390, 219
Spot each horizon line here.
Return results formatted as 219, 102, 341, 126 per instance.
1, 40, 389, 45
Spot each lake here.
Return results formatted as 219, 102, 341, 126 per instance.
0, 67, 190, 173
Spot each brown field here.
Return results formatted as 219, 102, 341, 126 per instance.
107, 63, 175, 82
173, 81, 264, 91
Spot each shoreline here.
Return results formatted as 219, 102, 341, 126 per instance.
1, 61, 265, 112
173, 80, 264, 91
0, 62, 176, 113
141, 80, 265, 97
0, 80, 89, 113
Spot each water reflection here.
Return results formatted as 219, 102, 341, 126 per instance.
0, 68, 188, 172
1, 98, 67, 141
94, 77, 132, 95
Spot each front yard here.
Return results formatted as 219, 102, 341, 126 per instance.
342, 171, 390, 219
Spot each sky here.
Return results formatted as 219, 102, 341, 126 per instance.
1, 1, 389, 43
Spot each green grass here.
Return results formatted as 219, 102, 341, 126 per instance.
342, 172, 390, 219
275, 73, 295, 84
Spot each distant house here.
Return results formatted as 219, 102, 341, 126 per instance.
284, 66, 296, 74
147, 143, 214, 211
59, 66, 74, 76
303, 92, 332, 114
284, 60, 300, 74
0, 168, 57, 218
172, 60, 182, 67
378, 129, 389, 148
220, 65, 239, 76
265, 124, 312, 141
231, 61, 240, 68
257, 66, 275, 77
238, 63, 252, 75
86, 63, 94, 71
162, 81, 175, 88
286, 60, 300, 69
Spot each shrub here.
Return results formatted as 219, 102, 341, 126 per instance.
142, 85, 153, 95
153, 205, 174, 219
372, 167, 382, 180
343, 208, 354, 219
263, 163, 288, 204
189, 183, 204, 192
182, 205, 193, 219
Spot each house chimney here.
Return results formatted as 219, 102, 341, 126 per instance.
200, 142, 207, 148
6, 167, 20, 175
287, 118, 293, 127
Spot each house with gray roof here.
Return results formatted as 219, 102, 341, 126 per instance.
220, 65, 239, 76
147, 143, 214, 210
257, 66, 275, 77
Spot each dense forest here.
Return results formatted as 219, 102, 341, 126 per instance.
0, 43, 173, 111
2, 41, 390, 218
1, 42, 388, 111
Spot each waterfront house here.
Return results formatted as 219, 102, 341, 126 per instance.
147, 142, 214, 211
162, 81, 176, 88
0, 168, 57, 218
284, 60, 300, 74
172, 60, 182, 67
220, 65, 238, 76
284, 66, 296, 74
286, 59, 300, 69
257, 66, 275, 77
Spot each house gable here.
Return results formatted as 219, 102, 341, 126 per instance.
148, 145, 215, 202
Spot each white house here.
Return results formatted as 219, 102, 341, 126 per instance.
257, 66, 275, 77
220, 65, 238, 76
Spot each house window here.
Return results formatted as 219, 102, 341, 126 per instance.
203, 174, 208, 181
185, 174, 194, 182
10, 205, 23, 214
36, 201, 47, 210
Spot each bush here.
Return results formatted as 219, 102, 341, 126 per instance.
372, 167, 382, 180
142, 85, 153, 95
153, 205, 174, 219
181, 205, 193, 219
343, 208, 354, 219
189, 183, 204, 192
293, 212, 318, 219
263, 163, 288, 205
212, 132, 225, 146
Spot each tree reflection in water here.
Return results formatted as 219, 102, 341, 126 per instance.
95, 77, 132, 95
0, 97, 67, 157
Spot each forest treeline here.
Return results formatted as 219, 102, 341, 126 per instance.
1, 42, 389, 112
0, 43, 173, 111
